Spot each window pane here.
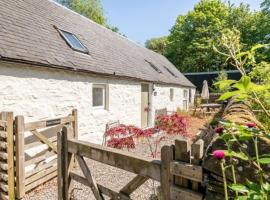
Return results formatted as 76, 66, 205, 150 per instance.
60, 30, 88, 53
93, 87, 104, 107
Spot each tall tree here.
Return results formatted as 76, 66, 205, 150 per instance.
70, 0, 106, 25
166, 0, 229, 72
145, 36, 167, 55
147, 0, 270, 72
261, 0, 270, 14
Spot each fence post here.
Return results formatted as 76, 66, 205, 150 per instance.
161, 145, 174, 200
58, 126, 73, 200
174, 139, 191, 187
191, 139, 204, 191
15, 115, 25, 199
0, 112, 15, 200
71, 109, 78, 140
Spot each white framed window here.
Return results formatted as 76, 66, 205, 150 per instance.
92, 84, 106, 109
170, 88, 174, 101
183, 89, 188, 110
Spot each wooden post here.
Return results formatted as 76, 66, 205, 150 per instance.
174, 139, 191, 188
191, 139, 204, 191
71, 109, 78, 140
15, 115, 25, 199
161, 145, 174, 200
58, 126, 73, 200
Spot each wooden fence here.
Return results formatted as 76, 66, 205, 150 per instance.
0, 112, 14, 200
58, 125, 205, 200
0, 109, 78, 199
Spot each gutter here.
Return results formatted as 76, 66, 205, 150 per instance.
0, 57, 196, 88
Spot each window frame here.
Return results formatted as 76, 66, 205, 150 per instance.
58, 29, 89, 54
183, 89, 189, 110
92, 84, 106, 109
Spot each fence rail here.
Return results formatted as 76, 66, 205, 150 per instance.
58, 125, 205, 200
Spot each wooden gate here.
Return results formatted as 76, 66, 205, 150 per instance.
58, 125, 205, 200
14, 109, 78, 199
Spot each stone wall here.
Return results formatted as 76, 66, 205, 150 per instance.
0, 61, 194, 143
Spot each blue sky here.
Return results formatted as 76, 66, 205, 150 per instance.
101, 0, 262, 45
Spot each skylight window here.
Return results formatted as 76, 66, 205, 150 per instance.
145, 60, 162, 73
59, 29, 89, 54
163, 66, 177, 78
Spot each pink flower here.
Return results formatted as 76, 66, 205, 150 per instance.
214, 126, 224, 134
246, 122, 256, 128
213, 150, 225, 160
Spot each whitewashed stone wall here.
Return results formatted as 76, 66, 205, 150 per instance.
0, 62, 194, 143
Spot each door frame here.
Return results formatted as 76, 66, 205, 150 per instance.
141, 83, 153, 128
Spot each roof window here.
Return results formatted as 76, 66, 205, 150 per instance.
59, 29, 89, 54
145, 60, 162, 73
164, 66, 177, 78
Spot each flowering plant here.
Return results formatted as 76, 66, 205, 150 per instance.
212, 29, 270, 200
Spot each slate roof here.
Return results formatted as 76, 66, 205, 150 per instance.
0, 0, 195, 87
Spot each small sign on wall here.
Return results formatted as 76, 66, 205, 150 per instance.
46, 119, 61, 127
153, 91, 157, 96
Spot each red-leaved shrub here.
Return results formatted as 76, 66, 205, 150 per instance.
105, 113, 190, 150
155, 113, 189, 137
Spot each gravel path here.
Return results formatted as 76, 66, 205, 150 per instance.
23, 116, 210, 200
23, 136, 180, 200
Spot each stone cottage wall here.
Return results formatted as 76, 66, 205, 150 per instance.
0, 61, 194, 143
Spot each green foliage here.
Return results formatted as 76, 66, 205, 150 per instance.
146, 0, 270, 72
261, 0, 270, 14
166, 0, 228, 72
211, 70, 228, 93
70, 0, 106, 25
216, 122, 270, 200
145, 36, 168, 55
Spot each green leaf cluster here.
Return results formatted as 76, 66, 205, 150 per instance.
146, 0, 270, 73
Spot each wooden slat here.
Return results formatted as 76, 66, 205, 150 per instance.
170, 161, 203, 183
76, 155, 104, 200
0, 152, 8, 160
31, 130, 57, 153
25, 165, 57, 185
25, 135, 57, 150
25, 150, 56, 166
25, 159, 57, 178
5, 112, 15, 199
0, 192, 9, 200
174, 139, 191, 187
170, 185, 203, 200
160, 145, 174, 200
24, 115, 74, 131
25, 171, 57, 192
0, 120, 7, 128
67, 139, 161, 181
0, 131, 7, 138
120, 175, 148, 196
15, 115, 25, 198
70, 172, 130, 200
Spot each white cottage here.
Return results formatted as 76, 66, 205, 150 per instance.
0, 0, 195, 143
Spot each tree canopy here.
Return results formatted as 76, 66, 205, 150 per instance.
56, 0, 123, 34
70, 0, 106, 25
146, 0, 270, 73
